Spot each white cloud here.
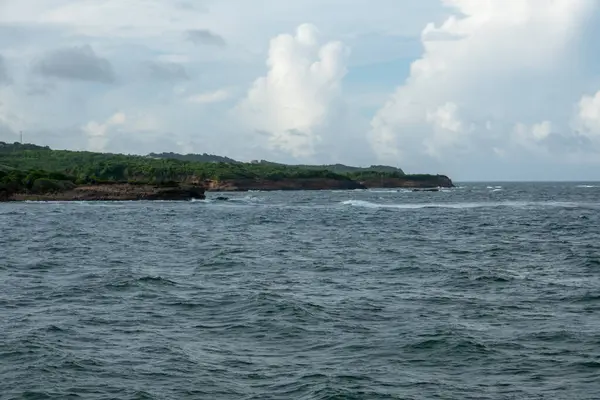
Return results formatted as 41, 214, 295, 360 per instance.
576, 90, 600, 138
511, 120, 553, 153
188, 89, 231, 104
83, 112, 126, 151
424, 102, 471, 158
370, 0, 600, 173
235, 23, 349, 158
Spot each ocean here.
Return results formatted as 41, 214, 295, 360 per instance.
1, 183, 599, 399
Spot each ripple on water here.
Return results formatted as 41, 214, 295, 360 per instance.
1, 184, 600, 399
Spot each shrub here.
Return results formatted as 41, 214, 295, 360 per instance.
31, 178, 76, 194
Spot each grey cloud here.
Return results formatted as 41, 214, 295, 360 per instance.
33, 45, 116, 83
176, 1, 208, 12
186, 29, 226, 47
542, 131, 595, 153
287, 129, 310, 137
26, 81, 56, 96
144, 61, 189, 82
0, 55, 11, 85
0, 121, 17, 142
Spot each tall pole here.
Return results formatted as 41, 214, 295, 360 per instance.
20, 131, 23, 144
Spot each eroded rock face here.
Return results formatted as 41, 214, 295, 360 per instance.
360, 175, 454, 189
205, 178, 366, 191
4, 184, 206, 201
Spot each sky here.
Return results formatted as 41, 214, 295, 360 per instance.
1, 0, 600, 181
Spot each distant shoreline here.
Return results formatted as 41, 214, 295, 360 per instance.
1, 142, 453, 201
1, 177, 455, 201
1, 183, 206, 202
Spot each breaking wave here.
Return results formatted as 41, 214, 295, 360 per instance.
340, 200, 597, 210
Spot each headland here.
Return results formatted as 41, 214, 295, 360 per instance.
0, 142, 453, 201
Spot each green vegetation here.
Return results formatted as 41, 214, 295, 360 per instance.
0, 168, 77, 195
242, 160, 405, 175
148, 152, 238, 164
0, 142, 353, 184
0, 142, 446, 195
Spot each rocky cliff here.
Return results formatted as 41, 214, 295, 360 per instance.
359, 175, 454, 189
204, 175, 453, 191
4, 183, 205, 201
205, 178, 366, 191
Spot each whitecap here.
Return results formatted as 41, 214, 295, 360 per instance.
340, 200, 598, 210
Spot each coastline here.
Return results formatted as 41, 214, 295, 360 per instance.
203, 175, 454, 192
1, 183, 206, 202
1, 177, 453, 202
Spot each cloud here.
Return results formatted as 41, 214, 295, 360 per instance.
83, 112, 126, 151
235, 23, 349, 159
33, 45, 116, 83
188, 89, 230, 104
369, 0, 600, 174
576, 90, 600, 138
0, 121, 17, 142
175, 1, 208, 12
0, 55, 11, 85
144, 61, 189, 83
186, 29, 226, 47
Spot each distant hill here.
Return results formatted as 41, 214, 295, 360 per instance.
253, 160, 405, 175
147, 152, 239, 164
146, 152, 405, 174
1, 142, 452, 191
0, 141, 50, 153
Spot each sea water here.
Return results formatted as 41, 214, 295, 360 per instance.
1, 183, 599, 399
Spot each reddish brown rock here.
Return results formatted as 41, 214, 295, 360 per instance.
204, 178, 366, 191
5, 184, 205, 201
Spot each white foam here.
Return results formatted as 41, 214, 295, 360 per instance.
367, 189, 411, 193
340, 200, 596, 210
577, 185, 598, 188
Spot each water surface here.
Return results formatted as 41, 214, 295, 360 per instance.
1, 183, 599, 399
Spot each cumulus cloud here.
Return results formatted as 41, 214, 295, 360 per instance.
188, 89, 230, 104
33, 45, 115, 83
144, 61, 189, 83
83, 112, 126, 151
370, 0, 600, 173
576, 90, 600, 138
235, 24, 349, 158
186, 29, 226, 47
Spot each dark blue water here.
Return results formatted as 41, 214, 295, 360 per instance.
1, 183, 600, 399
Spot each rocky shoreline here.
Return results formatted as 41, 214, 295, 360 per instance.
1, 183, 206, 202
1, 176, 454, 201
204, 175, 454, 192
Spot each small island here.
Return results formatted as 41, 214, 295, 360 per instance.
0, 142, 453, 201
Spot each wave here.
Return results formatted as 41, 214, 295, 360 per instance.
367, 189, 412, 193
340, 200, 598, 210
192, 195, 263, 205
577, 185, 598, 188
